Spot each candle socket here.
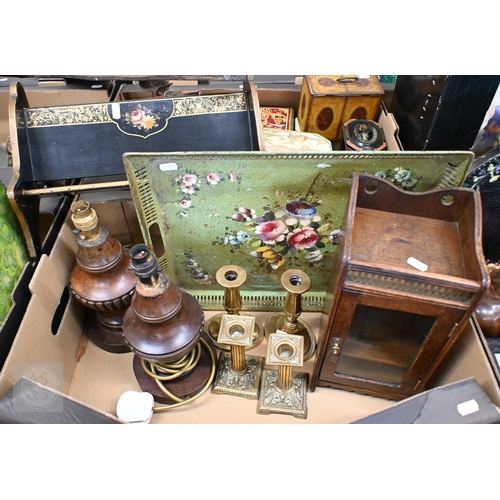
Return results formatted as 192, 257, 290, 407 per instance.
211, 314, 264, 400
264, 269, 316, 361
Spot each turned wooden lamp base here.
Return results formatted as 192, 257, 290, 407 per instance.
84, 309, 131, 354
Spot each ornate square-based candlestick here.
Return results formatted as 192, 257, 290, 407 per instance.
257, 331, 308, 419
212, 314, 264, 399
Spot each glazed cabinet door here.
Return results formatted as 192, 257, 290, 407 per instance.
317, 290, 465, 399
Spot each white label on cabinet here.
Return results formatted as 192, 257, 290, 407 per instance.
111, 103, 121, 120
456, 399, 479, 417
407, 257, 428, 272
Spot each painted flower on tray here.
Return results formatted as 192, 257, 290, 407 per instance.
287, 227, 319, 249
232, 207, 256, 222
184, 253, 209, 281
214, 194, 341, 272
236, 231, 250, 243
305, 250, 323, 263
173, 168, 227, 221
181, 182, 196, 195
212, 190, 341, 272
328, 229, 341, 244
250, 246, 286, 269
255, 220, 289, 245
207, 173, 220, 185
175, 172, 201, 198
375, 167, 418, 191
183, 173, 198, 186
275, 200, 321, 226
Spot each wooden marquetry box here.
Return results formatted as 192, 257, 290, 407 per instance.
297, 75, 384, 142
311, 173, 490, 400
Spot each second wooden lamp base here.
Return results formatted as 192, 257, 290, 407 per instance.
84, 309, 131, 354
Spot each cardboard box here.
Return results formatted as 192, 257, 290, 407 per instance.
0, 77, 492, 424
352, 378, 500, 424
256, 84, 402, 151
0, 197, 499, 424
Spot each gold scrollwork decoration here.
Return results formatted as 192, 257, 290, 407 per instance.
26, 104, 110, 128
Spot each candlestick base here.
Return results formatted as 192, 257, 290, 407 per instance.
211, 351, 264, 399
257, 369, 308, 419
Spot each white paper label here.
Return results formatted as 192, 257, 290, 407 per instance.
111, 103, 121, 120
159, 163, 179, 171
456, 399, 479, 417
407, 256, 428, 272
495, 353, 500, 367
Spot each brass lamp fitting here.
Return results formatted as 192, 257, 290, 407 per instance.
205, 265, 264, 350
211, 314, 264, 399
257, 331, 308, 419
264, 269, 316, 361
71, 200, 100, 239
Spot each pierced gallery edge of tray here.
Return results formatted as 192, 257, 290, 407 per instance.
123, 151, 473, 312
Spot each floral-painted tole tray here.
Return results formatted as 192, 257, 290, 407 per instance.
123, 151, 473, 311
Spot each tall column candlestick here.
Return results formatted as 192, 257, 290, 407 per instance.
264, 269, 316, 361
205, 265, 264, 350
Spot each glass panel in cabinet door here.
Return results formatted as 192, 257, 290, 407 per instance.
335, 304, 436, 385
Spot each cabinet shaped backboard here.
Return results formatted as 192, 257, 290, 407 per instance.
311, 173, 490, 400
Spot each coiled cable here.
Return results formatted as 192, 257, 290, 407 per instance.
142, 337, 216, 413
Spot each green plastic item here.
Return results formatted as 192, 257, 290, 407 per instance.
0, 181, 30, 325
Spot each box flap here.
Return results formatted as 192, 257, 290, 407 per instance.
353, 377, 500, 424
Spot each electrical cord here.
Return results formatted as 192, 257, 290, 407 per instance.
141, 337, 217, 412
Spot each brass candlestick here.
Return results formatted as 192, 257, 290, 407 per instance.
68, 200, 136, 353
257, 331, 308, 419
211, 314, 264, 399
264, 269, 316, 361
205, 265, 264, 350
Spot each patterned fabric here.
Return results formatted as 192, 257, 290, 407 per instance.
0, 182, 29, 324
